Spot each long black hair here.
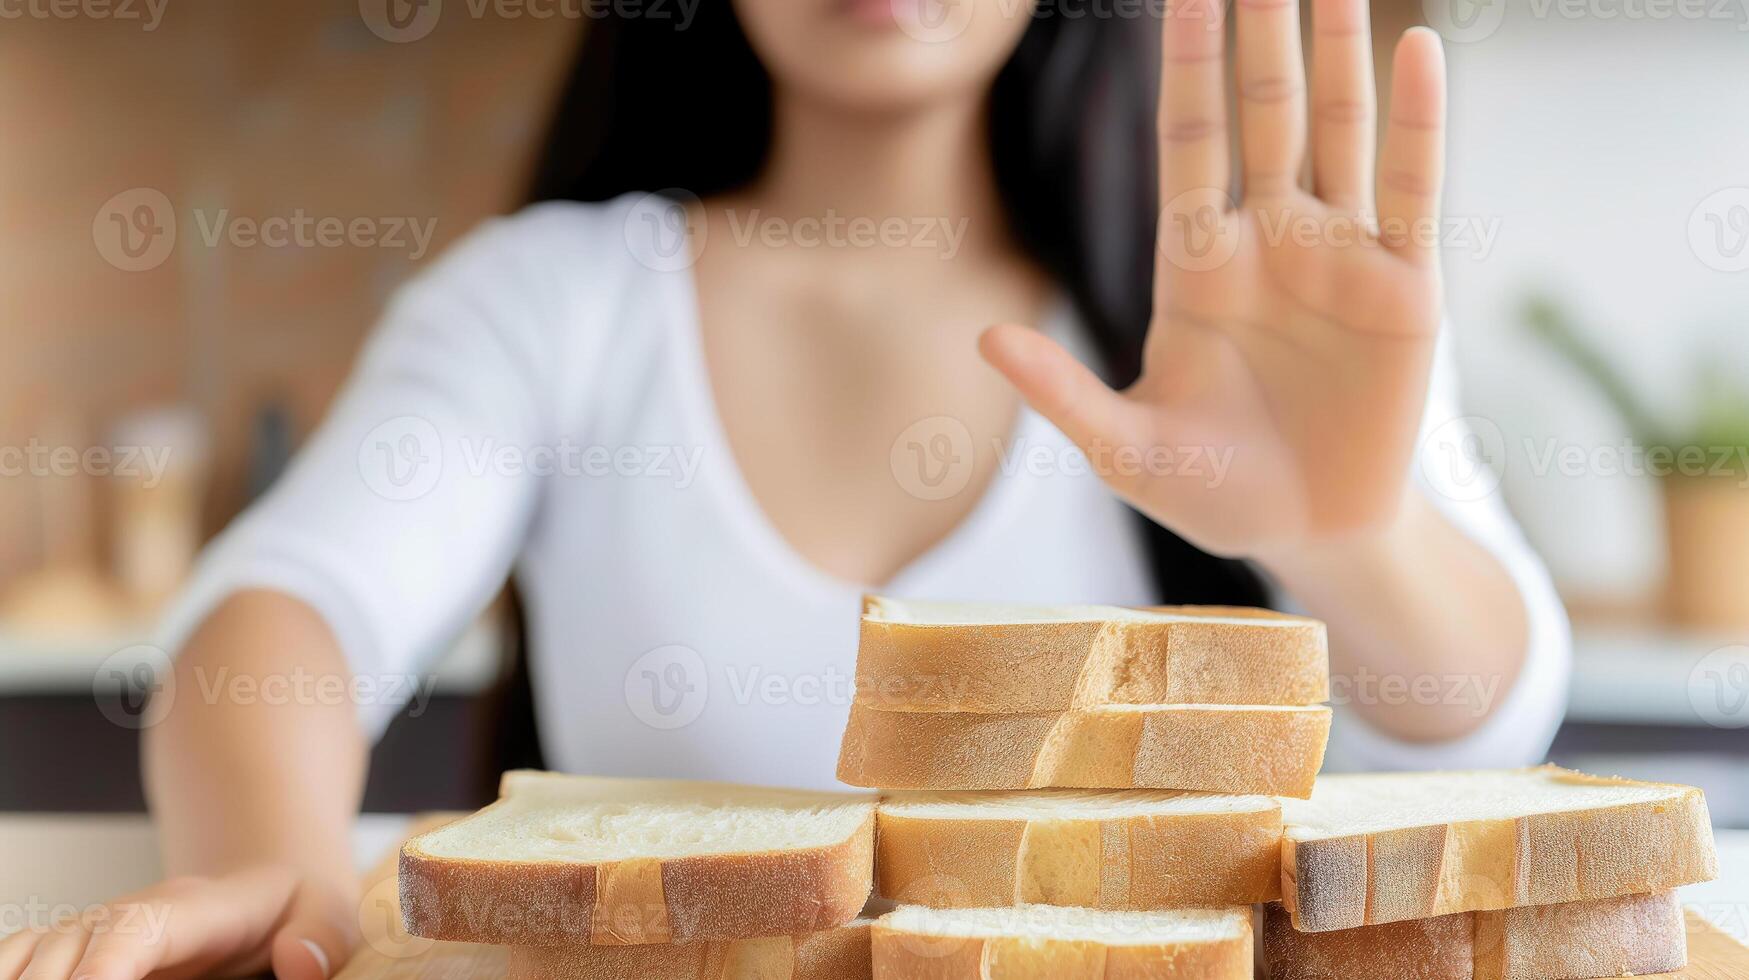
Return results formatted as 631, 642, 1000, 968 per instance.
524, 4, 1267, 606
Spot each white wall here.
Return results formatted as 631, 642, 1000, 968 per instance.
1438, 6, 1749, 598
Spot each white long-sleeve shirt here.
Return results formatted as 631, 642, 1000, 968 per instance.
160, 195, 1572, 789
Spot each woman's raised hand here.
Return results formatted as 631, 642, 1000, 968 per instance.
984, 0, 1447, 558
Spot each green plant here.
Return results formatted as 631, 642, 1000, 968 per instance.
1523, 294, 1749, 475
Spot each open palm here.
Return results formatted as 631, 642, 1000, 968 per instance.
984, 0, 1446, 557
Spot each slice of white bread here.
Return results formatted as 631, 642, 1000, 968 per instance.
858, 596, 1328, 711
1261, 890, 1688, 980
507, 915, 876, 980
1279, 766, 1717, 932
399, 771, 876, 946
871, 904, 1254, 979
838, 703, 1330, 797
876, 790, 1283, 909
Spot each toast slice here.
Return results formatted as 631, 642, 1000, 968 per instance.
877, 790, 1283, 909
857, 596, 1328, 711
399, 771, 876, 946
507, 915, 876, 980
871, 904, 1253, 979
838, 703, 1330, 797
1261, 891, 1688, 980
1279, 766, 1717, 932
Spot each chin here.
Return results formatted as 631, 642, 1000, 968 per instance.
734, 0, 1038, 113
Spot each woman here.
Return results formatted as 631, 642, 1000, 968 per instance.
6, 2, 1569, 979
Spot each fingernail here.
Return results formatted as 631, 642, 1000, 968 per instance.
300, 938, 331, 979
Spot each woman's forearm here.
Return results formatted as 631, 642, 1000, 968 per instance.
143, 590, 369, 907
1256, 491, 1531, 743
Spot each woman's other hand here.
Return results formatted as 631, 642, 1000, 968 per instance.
0, 865, 354, 980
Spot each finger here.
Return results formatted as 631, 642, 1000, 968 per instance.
18, 927, 89, 980
978, 325, 1149, 474
66, 916, 168, 980
0, 931, 41, 980
1377, 27, 1446, 264
74, 870, 297, 980
269, 909, 354, 980
1159, 0, 1231, 206
1235, 0, 1308, 197
1310, 0, 1377, 210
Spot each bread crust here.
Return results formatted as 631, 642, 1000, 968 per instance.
838, 704, 1330, 798
1280, 767, 1719, 932
856, 602, 1328, 712
506, 918, 873, 980
876, 798, 1283, 909
870, 912, 1254, 979
399, 807, 875, 946
1261, 891, 1689, 980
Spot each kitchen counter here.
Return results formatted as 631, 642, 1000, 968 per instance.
5, 815, 1749, 942
0, 616, 503, 697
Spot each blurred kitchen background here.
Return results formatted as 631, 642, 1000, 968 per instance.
1, 3, 1746, 820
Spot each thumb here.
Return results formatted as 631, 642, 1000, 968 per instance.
978, 323, 1148, 472
269, 898, 356, 980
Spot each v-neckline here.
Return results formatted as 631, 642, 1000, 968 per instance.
663, 259, 1073, 601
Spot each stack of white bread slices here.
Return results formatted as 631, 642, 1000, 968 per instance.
398, 597, 1726, 979
840, 597, 1322, 977
837, 597, 1333, 797
1263, 767, 1720, 979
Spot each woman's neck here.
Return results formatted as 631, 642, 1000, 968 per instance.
737, 89, 1013, 260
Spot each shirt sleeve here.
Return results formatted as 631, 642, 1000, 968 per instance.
1319, 329, 1574, 772
156, 211, 573, 737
